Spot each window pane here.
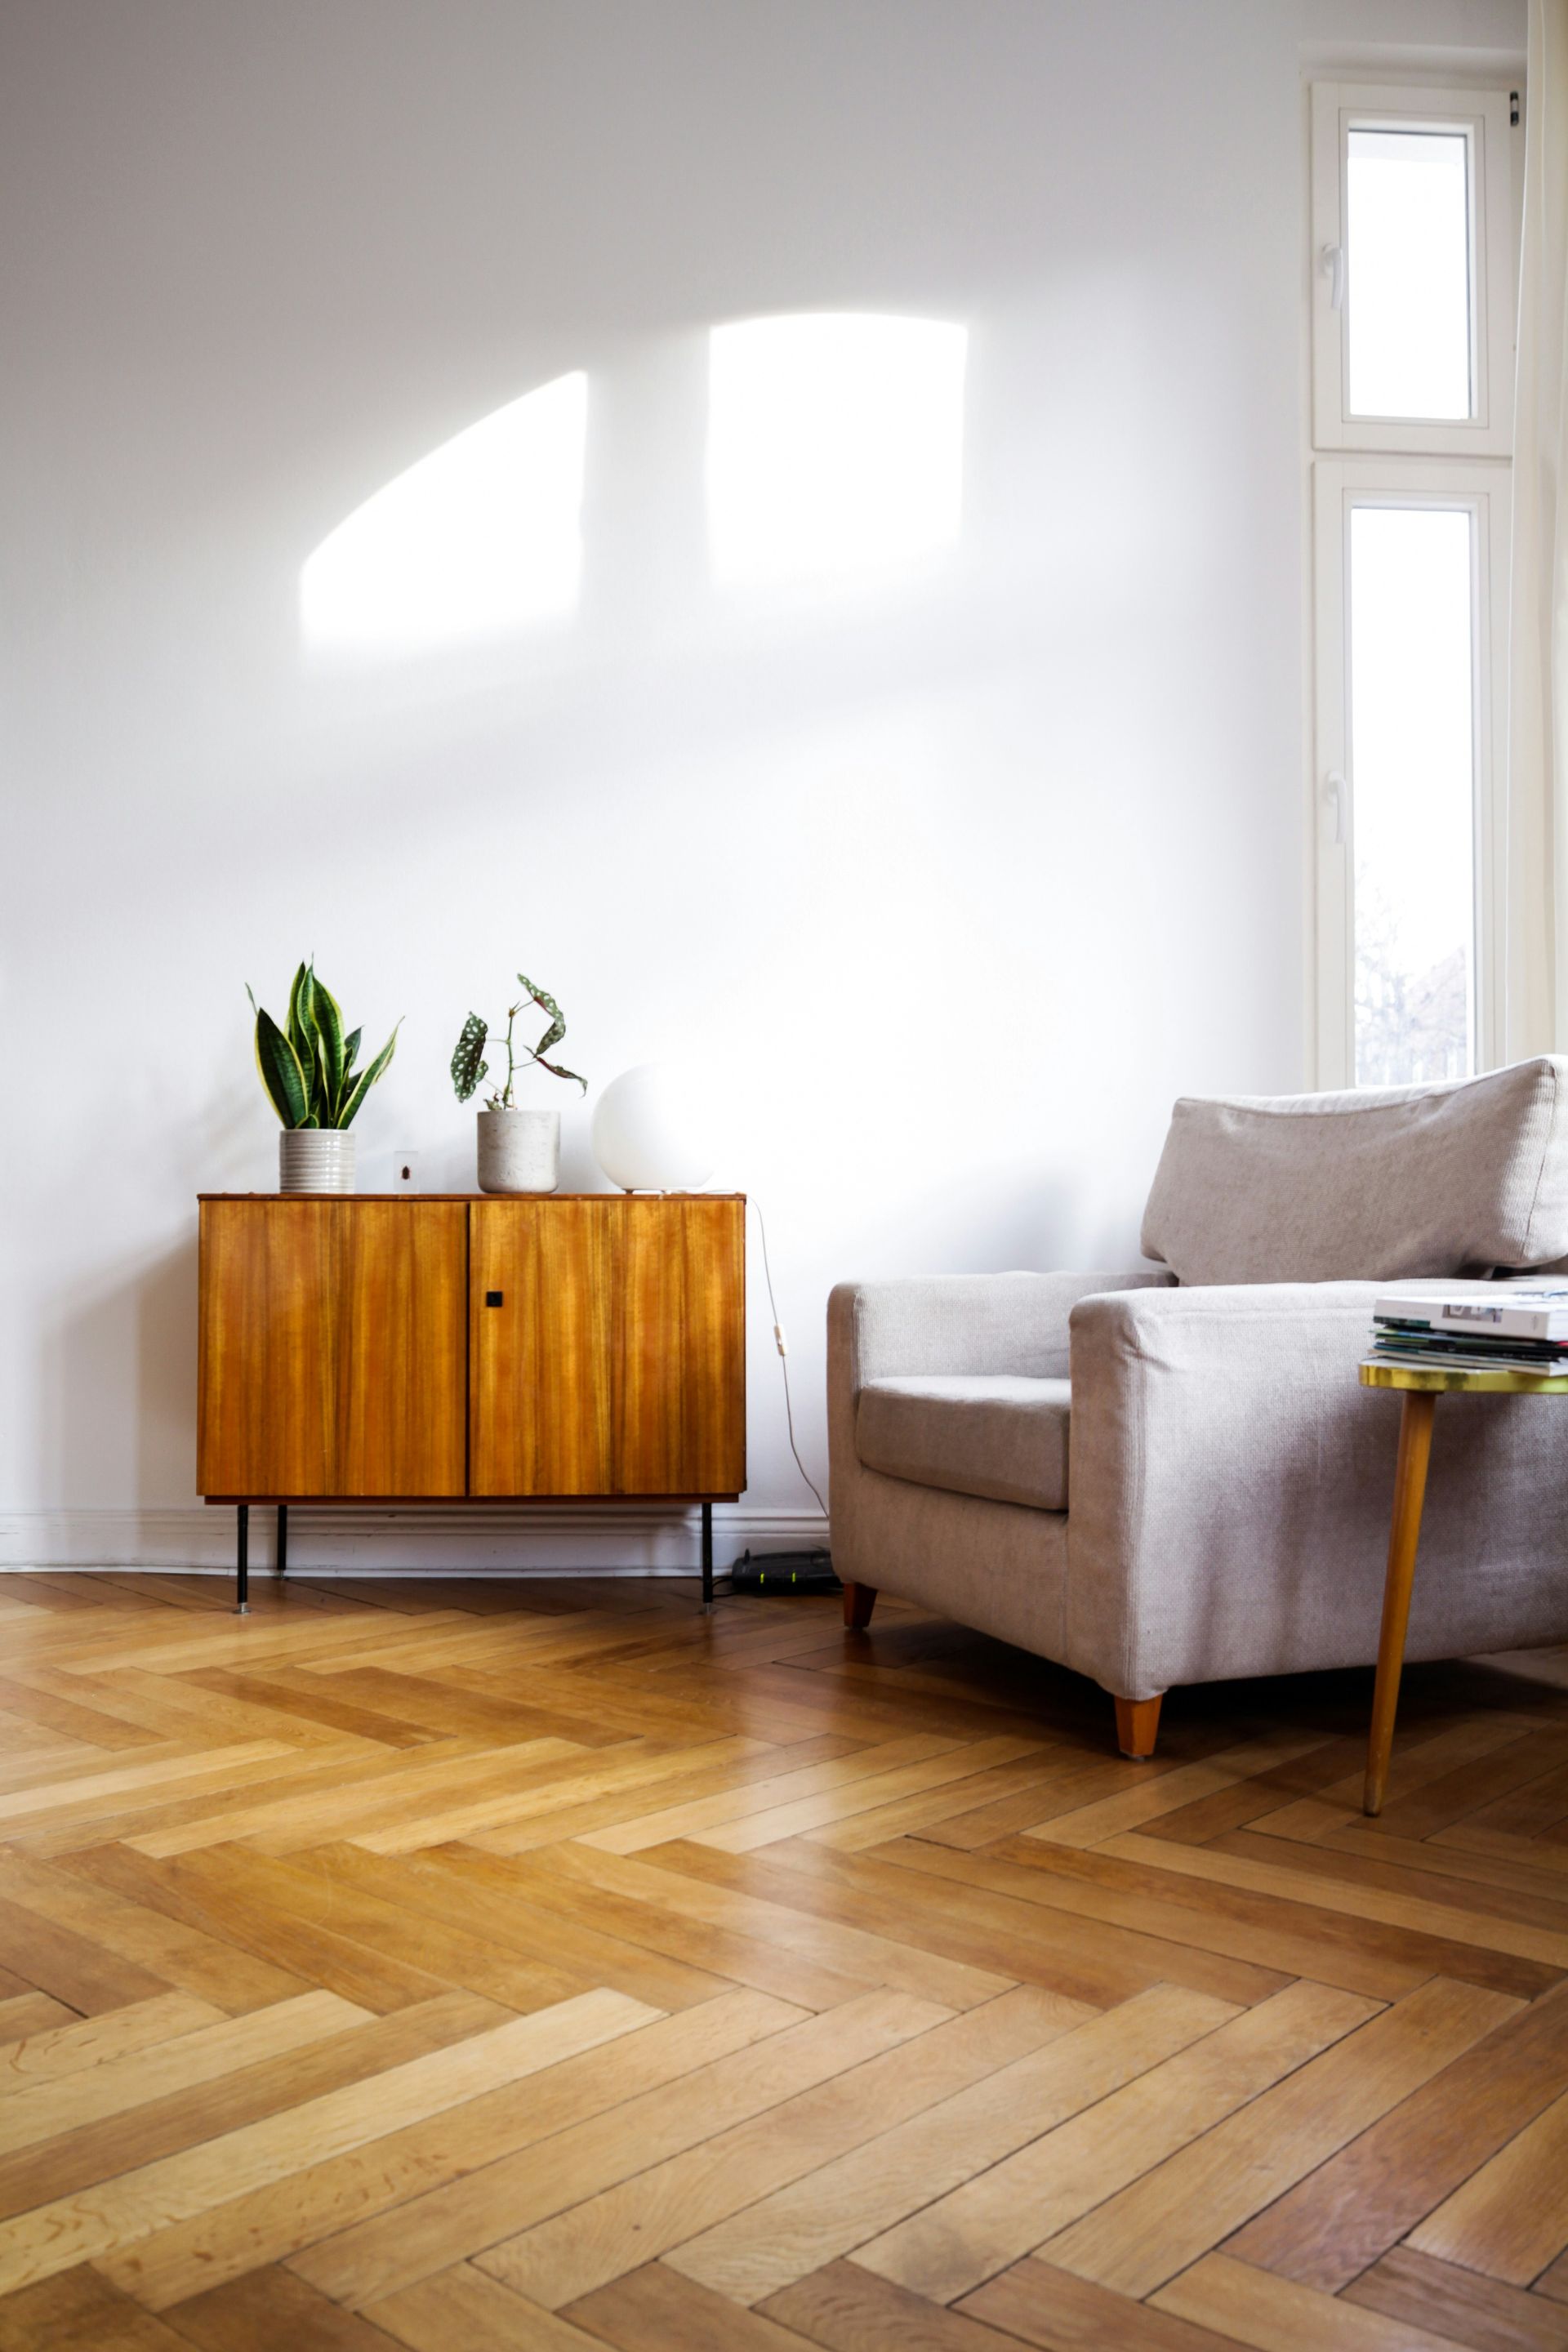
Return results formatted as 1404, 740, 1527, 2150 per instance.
1346, 127, 1472, 420
1350, 504, 1475, 1086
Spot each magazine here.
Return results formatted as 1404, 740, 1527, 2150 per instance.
1371, 1285, 1568, 1343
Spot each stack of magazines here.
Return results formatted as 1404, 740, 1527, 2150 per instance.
1369, 1286, 1568, 1374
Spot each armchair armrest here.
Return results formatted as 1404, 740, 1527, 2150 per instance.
1066, 1281, 1391, 1698
826, 1271, 1173, 1594
829, 1270, 1174, 1389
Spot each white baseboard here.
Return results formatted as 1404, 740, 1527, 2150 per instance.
0, 1506, 831, 1575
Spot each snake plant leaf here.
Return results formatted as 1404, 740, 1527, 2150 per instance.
311, 973, 347, 1115
517, 974, 588, 1092
450, 1013, 490, 1103
254, 1007, 310, 1128
338, 1021, 402, 1129
341, 1027, 362, 1078
287, 962, 315, 1070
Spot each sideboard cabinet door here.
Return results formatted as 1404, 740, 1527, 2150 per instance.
470, 1196, 745, 1497
198, 1200, 467, 1496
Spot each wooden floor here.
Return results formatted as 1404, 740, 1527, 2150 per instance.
0, 1573, 1566, 2351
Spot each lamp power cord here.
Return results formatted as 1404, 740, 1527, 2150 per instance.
750, 1199, 828, 1519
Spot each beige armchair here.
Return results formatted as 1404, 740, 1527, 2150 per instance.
827, 1058, 1568, 1757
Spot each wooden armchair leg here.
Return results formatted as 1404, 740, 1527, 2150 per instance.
1114, 1694, 1163, 1760
842, 1582, 877, 1630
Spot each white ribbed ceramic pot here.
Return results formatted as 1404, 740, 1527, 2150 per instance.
278, 1130, 356, 1193
476, 1107, 559, 1194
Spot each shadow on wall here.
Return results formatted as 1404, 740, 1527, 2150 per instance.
50, 306, 1171, 1522
297, 312, 970, 666
270, 274, 1193, 898
42, 1234, 200, 1513
27, 1056, 261, 1535
823, 1167, 1143, 1285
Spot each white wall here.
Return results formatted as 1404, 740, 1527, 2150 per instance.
0, 0, 1525, 1570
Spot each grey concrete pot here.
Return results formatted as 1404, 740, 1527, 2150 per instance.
279, 1130, 356, 1192
476, 1107, 560, 1193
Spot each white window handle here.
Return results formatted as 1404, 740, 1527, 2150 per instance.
1325, 769, 1348, 844
1321, 243, 1346, 311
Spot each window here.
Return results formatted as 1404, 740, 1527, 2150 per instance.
1311, 84, 1512, 454
1310, 82, 1517, 1088
1314, 464, 1507, 1087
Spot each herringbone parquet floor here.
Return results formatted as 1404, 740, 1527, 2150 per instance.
0, 1570, 1566, 2351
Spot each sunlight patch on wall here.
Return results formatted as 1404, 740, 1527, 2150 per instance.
301, 373, 587, 656
706, 314, 966, 590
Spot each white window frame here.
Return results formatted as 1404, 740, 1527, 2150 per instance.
1310, 82, 1514, 457
1312, 457, 1510, 1090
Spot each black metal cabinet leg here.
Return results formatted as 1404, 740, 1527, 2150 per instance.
702, 1502, 714, 1614
236, 1504, 250, 1615
277, 1503, 288, 1581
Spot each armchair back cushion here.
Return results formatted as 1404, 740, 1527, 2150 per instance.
1141, 1057, 1568, 1285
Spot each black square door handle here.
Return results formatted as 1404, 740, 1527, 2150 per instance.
485, 1291, 504, 1307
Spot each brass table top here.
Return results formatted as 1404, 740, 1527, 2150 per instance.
1361, 1360, 1568, 1396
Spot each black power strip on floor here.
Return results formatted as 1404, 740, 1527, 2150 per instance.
728, 1548, 840, 1596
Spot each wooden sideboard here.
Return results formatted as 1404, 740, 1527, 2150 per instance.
198, 1193, 746, 1609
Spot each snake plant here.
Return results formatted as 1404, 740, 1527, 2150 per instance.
451, 973, 586, 1108
247, 963, 400, 1129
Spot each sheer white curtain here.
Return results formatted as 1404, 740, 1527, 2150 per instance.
1508, 0, 1568, 1056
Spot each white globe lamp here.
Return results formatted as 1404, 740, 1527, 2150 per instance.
591, 1062, 716, 1192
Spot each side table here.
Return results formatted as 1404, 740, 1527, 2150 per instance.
1359, 1358, 1568, 1816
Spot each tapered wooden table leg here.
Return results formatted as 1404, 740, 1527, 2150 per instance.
1364, 1390, 1437, 1817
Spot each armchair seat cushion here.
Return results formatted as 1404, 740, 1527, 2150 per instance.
856, 1374, 1071, 1512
